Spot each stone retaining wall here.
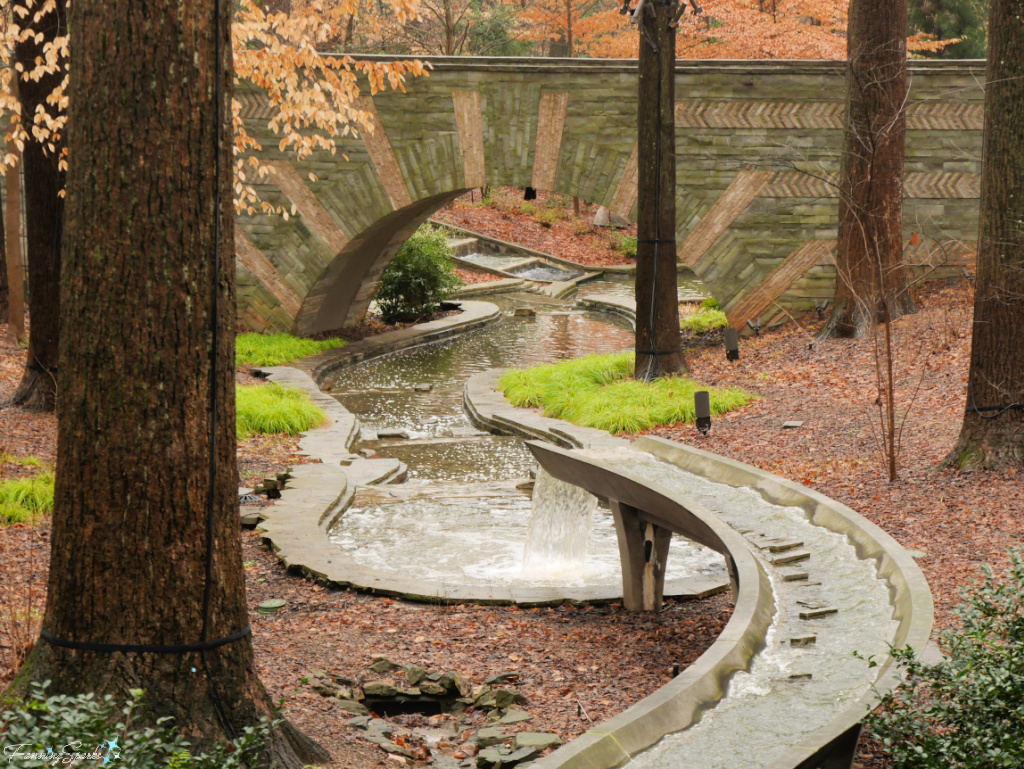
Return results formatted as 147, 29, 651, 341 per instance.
234, 57, 984, 336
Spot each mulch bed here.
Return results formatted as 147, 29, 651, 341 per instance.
434, 188, 636, 268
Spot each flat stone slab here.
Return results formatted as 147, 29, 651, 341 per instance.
771, 550, 811, 565
757, 538, 804, 553
798, 605, 839, 620
513, 732, 562, 750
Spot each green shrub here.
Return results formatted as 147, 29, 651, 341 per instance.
498, 352, 754, 434
520, 202, 537, 216
680, 307, 729, 335
0, 681, 277, 769
613, 234, 637, 259
865, 549, 1024, 769
700, 296, 720, 310
236, 383, 327, 438
0, 472, 54, 525
375, 227, 462, 324
236, 333, 345, 367
536, 209, 564, 228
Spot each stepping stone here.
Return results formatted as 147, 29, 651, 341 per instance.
757, 538, 804, 553
499, 710, 534, 725
782, 421, 804, 429
789, 635, 817, 647
473, 727, 507, 748
513, 733, 562, 751
486, 672, 521, 685
771, 550, 810, 565
414, 383, 433, 392
799, 605, 838, 620
787, 672, 813, 681
777, 567, 809, 582
505, 746, 540, 764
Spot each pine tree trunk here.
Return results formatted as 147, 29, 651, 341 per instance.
0, 195, 7, 324
821, 0, 915, 339
10, 1, 327, 764
634, 1, 686, 379
944, 0, 1024, 470
9, 0, 66, 411
4, 143, 25, 346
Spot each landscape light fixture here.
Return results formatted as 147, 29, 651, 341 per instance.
524, 187, 537, 201
813, 299, 829, 320
746, 318, 762, 337
695, 390, 712, 435
724, 328, 739, 361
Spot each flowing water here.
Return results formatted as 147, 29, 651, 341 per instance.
574, 448, 898, 769
325, 292, 727, 590
522, 468, 598, 570
577, 271, 709, 303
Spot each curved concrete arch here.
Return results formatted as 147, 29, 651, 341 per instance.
235, 57, 985, 334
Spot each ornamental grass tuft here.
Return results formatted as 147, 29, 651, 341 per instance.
498, 352, 754, 435
0, 472, 55, 525
236, 332, 346, 367
680, 306, 729, 334
236, 383, 328, 438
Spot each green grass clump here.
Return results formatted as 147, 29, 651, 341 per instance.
680, 307, 729, 334
498, 352, 754, 435
236, 333, 346, 367
236, 383, 328, 438
0, 472, 55, 524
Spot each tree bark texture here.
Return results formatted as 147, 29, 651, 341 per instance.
9, 0, 66, 411
0, 194, 7, 324
634, 0, 686, 380
4, 144, 25, 345
12, 1, 326, 764
945, 0, 1024, 470
821, 0, 916, 339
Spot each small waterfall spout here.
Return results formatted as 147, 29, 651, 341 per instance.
522, 467, 598, 572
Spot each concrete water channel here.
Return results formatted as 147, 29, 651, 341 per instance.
258, 289, 933, 769
324, 290, 729, 600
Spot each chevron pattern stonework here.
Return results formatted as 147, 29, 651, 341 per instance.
232, 58, 985, 335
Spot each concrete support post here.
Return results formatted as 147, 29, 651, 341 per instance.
610, 500, 671, 612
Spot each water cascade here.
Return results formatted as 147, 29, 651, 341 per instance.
522, 468, 598, 573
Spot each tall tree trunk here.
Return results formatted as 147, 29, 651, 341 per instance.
0, 190, 7, 324
634, 0, 686, 380
944, 0, 1024, 470
9, 0, 67, 411
4, 143, 25, 346
10, 0, 327, 764
821, 0, 915, 339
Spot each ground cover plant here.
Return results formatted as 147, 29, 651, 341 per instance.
865, 549, 1024, 769
499, 352, 754, 434
680, 299, 729, 335
236, 332, 346, 367
375, 226, 462, 323
0, 682, 275, 769
0, 471, 54, 525
236, 383, 327, 438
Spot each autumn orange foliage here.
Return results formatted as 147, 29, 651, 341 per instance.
521, 0, 949, 61
0, 0, 428, 216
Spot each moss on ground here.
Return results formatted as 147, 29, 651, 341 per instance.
498, 352, 754, 434
236, 383, 328, 438
236, 332, 346, 367
0, 471, 55, 525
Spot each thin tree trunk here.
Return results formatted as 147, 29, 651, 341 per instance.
634, 0, 686, 380
9, 0, 327, 764
0, 184, 7, 324
944, 0, 1024, 470
4, 143, 25, 346
821, 0, 915, 339
9, 0, 66, 411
